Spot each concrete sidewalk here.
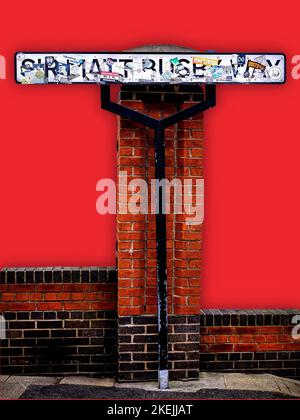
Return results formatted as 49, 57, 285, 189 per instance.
1, 373, 300, 399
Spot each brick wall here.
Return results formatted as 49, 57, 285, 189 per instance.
0, 267, 117, 376
1, 269, 299, 379
117, 85, 203, 317
200, 310, 300, 379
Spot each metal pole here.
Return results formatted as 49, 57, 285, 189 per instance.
154, 124, 169, 389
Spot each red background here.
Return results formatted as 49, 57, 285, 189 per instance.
0, 2, 299, 309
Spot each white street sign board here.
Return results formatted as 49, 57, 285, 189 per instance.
15, 52, 286, 85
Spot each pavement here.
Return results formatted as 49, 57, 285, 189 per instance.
1, 373, 300, 399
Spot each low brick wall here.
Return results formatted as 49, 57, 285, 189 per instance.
200, 310, 300, 380
1, 268, 299, 380
0, 267, 118, 376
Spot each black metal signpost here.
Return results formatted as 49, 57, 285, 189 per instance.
101, 84, 216, 388
15, 50, 286, 389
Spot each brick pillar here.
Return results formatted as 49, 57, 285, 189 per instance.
117, 85, 203, 381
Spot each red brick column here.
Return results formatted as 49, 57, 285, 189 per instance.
117, 85, 203, 380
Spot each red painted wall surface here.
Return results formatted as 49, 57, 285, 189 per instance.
0, 2, 299, 309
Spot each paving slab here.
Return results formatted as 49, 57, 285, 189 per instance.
0, 376, 9, 382
275, 377, 300, 397
0, 383, 25, 399
224, 373, 281, 393
116, 373, 226, 392
6, 376, 61, 386
60, 377, 115, 387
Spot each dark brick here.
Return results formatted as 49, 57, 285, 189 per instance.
25, 271, 34, 283
34, 270, 44, 283
238, 315, 247, 326
70, 311, 83, 320
30, 312, 43, 320
44, 312, 57, 320
98, 270, 108, 282
51, 329, 77, 338
278, 352, 290, 360
0, 348, 23, 356
16, 312, 30, 320
53, 270, 62, 282
119, 353, 131, 362
16, 271, 25, 284
44, 270, 53, 283
174, 324, 199, 333
63, 270, 71, 283
90, 270, 99, 283
118, 317, 132, 326
200, 353, 215, 362
57, 311, 70, 319
131, 371, 158, 381
7, 271, 15, 284
108, 270, 117, 283
241, 353, 254, 360
168, 334, 186, 343
0, 270, 6, 283
235, 361, 259, 369
259, 360, 283, 369
71, 270, 80, 282
283, 360, 300, 368
133, 335, 157, 343
169, 352, 185, 361
169, 371, 187, 380
265, 352, 278, 360
37, 321, 63, 329
290, 352, 300, 360
24, 330, 50, 338
4, 313, 16, 320
119, 363, 144, 371
174, 343, 199, 352
119, 344, 145, 352
174, 361, 199, 370
254, 352, 266, 360
84, 311, 97, 319
133, 353, 157, 362
119, 326, 145, 335
65, 321, 89, 329
9, 321, 35, 329
133, 316, 157, 325
10, 338, 36, 347
216, 353, 229, 361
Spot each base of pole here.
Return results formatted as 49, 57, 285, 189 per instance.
159, 369, 169, 390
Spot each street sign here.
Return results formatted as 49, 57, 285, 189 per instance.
15, 52, 286, 85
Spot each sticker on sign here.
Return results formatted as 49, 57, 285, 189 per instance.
15, 52, 286, 85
